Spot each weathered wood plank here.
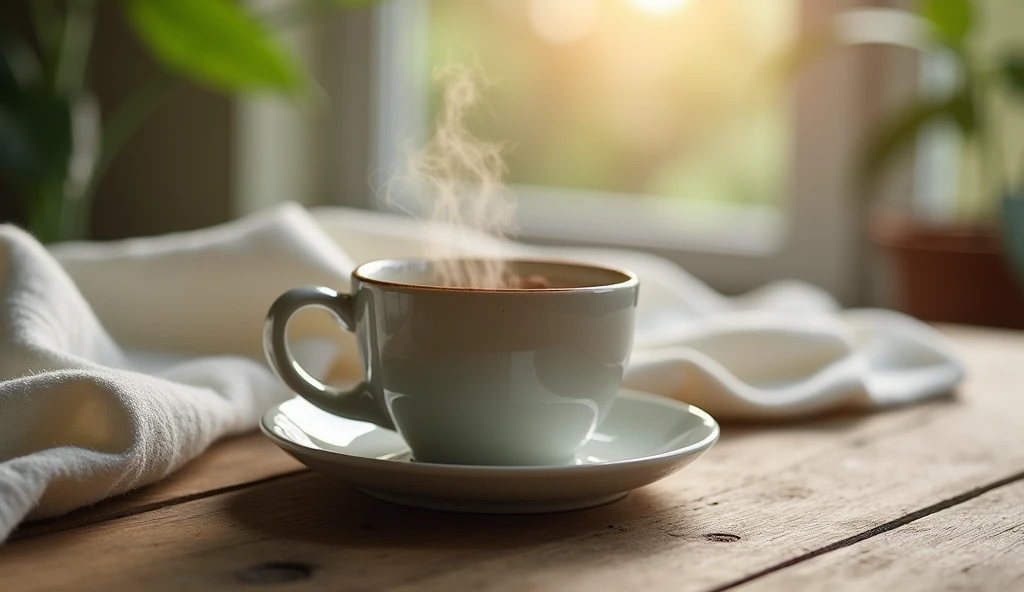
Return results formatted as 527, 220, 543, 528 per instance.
736, 479, 1024, 592
10, 433, 306, 541
2, 326, 1022, 592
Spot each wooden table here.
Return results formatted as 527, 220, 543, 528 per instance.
4, 326, 1024, 591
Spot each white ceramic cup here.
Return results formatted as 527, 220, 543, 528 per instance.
264, 258, 639, 466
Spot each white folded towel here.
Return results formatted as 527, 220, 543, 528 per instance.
0, 203, 964, 540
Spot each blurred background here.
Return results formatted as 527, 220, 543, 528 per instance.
2, 0, 1023, 326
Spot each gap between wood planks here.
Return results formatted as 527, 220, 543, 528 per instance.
9, 469, 310, 542
705, 468, 1024, 592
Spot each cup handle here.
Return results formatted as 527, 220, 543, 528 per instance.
263, 286, 395, 430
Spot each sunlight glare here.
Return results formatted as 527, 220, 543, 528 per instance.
627, 0, 693, 16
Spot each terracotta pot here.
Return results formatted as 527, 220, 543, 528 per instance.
873, 219, 1024, 329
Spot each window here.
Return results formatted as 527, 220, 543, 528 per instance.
368, 0, 877, 302
431, 0, 795, 246
376, 0, 792, 247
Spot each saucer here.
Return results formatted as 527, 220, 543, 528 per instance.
260, 389, 719, 514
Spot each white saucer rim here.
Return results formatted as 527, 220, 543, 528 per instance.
260, 389, 720, 474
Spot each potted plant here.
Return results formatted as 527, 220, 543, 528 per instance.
0, 0, 367, 244
786, 0, 1024, 327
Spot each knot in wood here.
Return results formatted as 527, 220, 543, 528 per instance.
703, 533, 741, 543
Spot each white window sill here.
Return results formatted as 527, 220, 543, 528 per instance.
513, 185, 787, 257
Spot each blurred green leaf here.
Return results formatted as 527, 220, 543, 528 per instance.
125, 0, 303, 93
0, 91, 75, 240
1, 86, 101, 241
919, 0, 973, 48
0, 32, 42, 100
0, 92, 72, 183
861, 92, 975, 187
1000, 54, 1024, 95
0, 103, 35, 178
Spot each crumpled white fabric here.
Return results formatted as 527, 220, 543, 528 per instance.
0, 203, 964, 541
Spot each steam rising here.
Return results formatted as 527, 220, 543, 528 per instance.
385, 64, 518, 289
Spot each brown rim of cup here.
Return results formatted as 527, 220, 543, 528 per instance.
352, 257, 640, 294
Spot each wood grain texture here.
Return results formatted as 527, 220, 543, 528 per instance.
10, 433, 305, 541
2, 326, 1023, 592
737, 479, 1024, 592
